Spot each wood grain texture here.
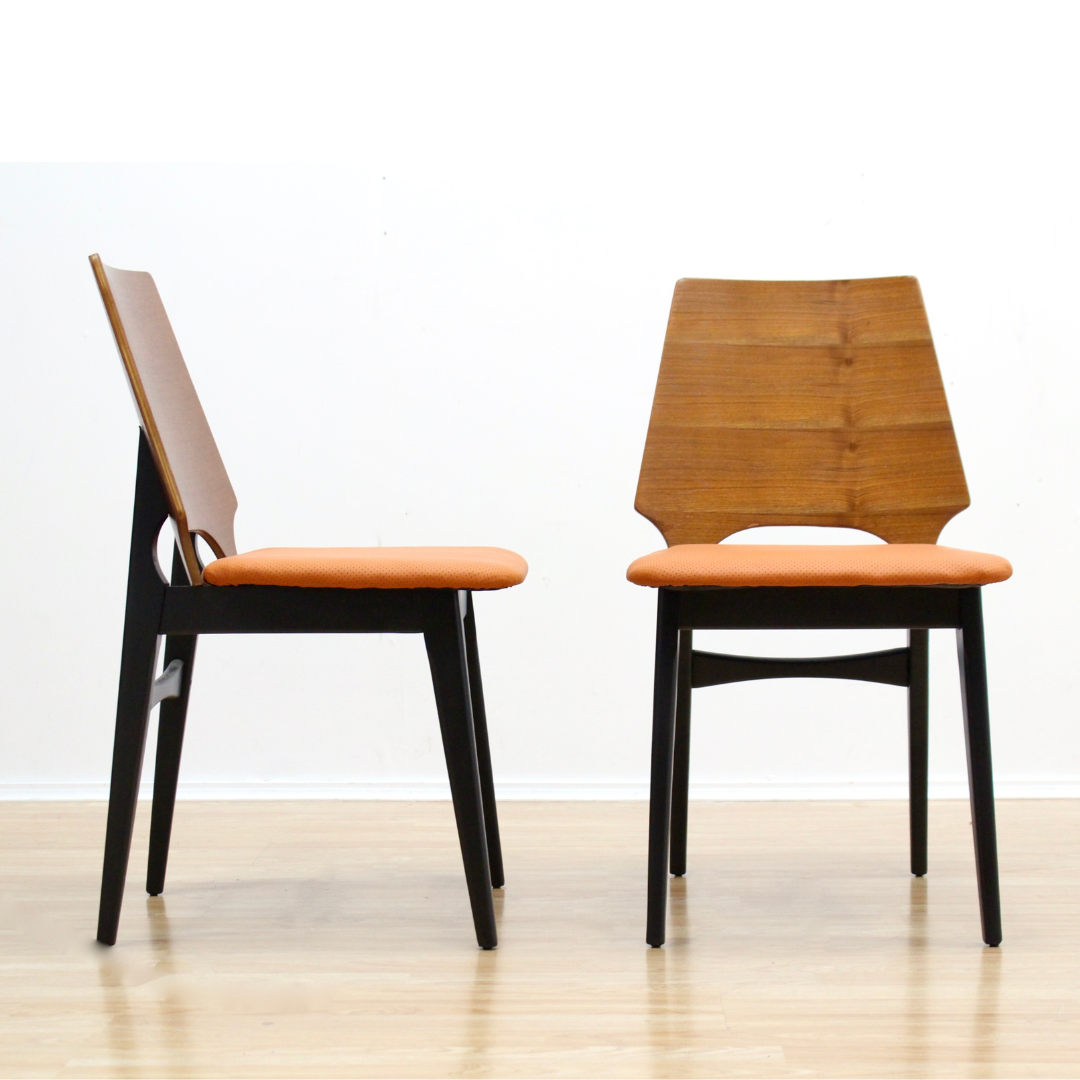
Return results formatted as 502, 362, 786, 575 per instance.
1, 799, 1079, 1078
91, 255, 238, 583
636, 277, 970, 545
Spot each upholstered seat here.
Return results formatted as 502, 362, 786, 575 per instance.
204, 546, 529, 590
627, 544, 1011, 589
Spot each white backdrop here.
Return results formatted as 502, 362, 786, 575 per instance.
0, 3, 1077, 799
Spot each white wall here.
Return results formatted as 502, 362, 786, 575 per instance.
0, 3, 1077, 799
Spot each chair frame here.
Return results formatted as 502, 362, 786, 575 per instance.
99, 430, 503, 949
646, 584, 1001, 947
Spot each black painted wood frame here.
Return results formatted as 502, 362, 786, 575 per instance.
646, 581, 1001, 949
100, 431, 503, 950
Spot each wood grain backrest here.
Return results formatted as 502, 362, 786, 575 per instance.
91, 255, 238, 584
635, 277, 970, 546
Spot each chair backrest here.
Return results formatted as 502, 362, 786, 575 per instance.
91, 255, 238, 584
635, 277, 970, 546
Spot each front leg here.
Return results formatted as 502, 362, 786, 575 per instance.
956, 588, 1002, 946
462, 591, 504, 888
424, 591, 497, 949
646, 588, 681, 947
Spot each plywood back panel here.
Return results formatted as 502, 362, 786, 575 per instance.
91, 255, 238, 583
635, 277, 969, 545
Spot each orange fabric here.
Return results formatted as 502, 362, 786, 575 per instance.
203, 546, 528, 590
626, 544, 1012, 588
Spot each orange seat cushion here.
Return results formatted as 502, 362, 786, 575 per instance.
626, 544, 1012, 588
203, 546, 528, 590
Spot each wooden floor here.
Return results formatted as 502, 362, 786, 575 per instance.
1, 799, 1079, 1078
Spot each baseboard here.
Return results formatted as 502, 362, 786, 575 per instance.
2, 779, 1079, 801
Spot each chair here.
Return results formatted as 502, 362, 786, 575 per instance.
628, 277, 1012, 947
90, 254, 527, 950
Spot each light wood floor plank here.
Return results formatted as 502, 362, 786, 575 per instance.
0, 800, 1077, 1077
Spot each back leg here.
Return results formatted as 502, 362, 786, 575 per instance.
99, 623, 159, 944
147, 547, 197, 896
669, 630, 693, 876
146, 634, 197, 895
98, 432, 169, 946
908, 628, 929, 876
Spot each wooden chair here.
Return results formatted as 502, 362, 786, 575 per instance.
628, 277, 1012, 947
90, 255, 527, 950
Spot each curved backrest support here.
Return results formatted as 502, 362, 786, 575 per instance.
635, 277, 970, 547
91, 255, 238, 583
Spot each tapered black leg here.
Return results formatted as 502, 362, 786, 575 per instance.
462, 591, 504, 889
99, 623, 159, 945
647, 588, 681, 947
956, 588, 1002, 946
146, 548, 198, 896
669, 629, 693, 876
146, 633, 196, 895
98, 432, 169, 945
147, 547, 197, 896
908, 628, 929, 877
425, 592, 497, 949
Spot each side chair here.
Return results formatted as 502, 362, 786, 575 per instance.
90, 254, 527, 950
628, 277, 1012, 947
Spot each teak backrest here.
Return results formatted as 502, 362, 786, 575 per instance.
91, 255, 238, 584
635, 277, 970, 546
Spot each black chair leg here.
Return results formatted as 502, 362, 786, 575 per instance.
647, 588, 681, 947
147, 630, 198, 896
956, 588, 1002, 946
98, 622, 159, 945
98, 431, 169, 946
462, 592, 504, 889
669, 629, 693, 877
908, 628, 929, 876
425, 592, 497, 949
